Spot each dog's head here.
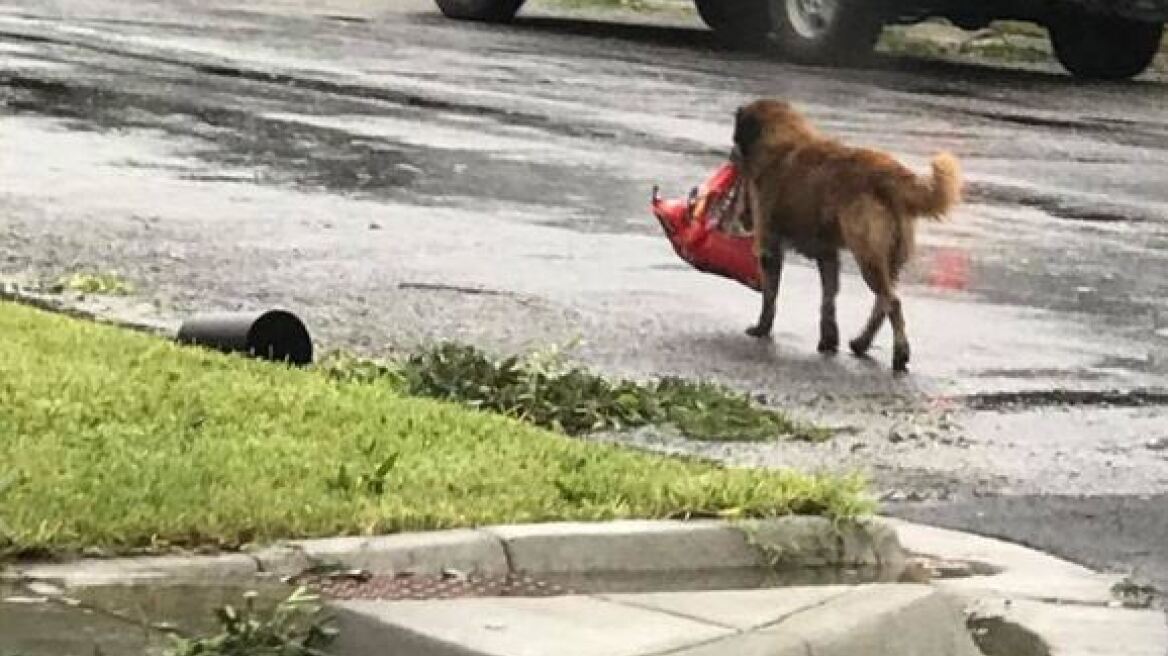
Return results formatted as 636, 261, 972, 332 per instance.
731, 100, 814, 165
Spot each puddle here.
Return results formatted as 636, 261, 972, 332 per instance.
0, 596, 167, 655
1, 581, 163, 656
968, 615, 1052, 656
966, 179, 1155, 225
960, 388, 1168, 411
62, 581, 296, 634
0, 67, 640, 229
0, 581, 290, 656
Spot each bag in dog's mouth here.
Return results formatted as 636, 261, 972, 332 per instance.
650, 162, 761, 292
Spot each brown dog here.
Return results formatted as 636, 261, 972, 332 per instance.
730, 99, 961, 372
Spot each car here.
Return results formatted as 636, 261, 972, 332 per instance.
432, 0, 1168, 80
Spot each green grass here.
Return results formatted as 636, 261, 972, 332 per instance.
0, 302, 870, 558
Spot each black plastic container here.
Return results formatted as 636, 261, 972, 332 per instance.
176, 310, 313, 366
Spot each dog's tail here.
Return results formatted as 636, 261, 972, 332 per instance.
895, 152, 962, 221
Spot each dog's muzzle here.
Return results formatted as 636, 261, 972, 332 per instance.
728, 145, 744, 166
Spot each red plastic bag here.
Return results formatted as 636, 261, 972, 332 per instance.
651, 162, 761, 292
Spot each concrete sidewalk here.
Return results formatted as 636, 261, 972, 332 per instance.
333, 583, 978, 656
320, 518, 1168, 656
6, 517, 1165, 656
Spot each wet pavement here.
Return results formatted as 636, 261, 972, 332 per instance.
0, 558, 966, 654
1, 0, 1167, 616
0, 579, 293, 655
0, 593, 166, 656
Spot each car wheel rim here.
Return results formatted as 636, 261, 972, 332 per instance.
785, 0, 838, 39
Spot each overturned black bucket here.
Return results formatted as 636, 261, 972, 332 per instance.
176, 309, 313, 366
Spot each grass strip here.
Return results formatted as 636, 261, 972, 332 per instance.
0, 301, 870, 558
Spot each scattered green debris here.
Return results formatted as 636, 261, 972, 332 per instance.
1111, 578, 1159, 609
877, 30, 952, 59
881, 29, 1046, 63
55, 271, 134, 296
316, 350, 405, 387
319, 342, 830, 442
991, 20, 1047, 39
165, 587, 336, 656
0, 301, 871, 557
960, 37, 1049, 63
650, 377, 830, 442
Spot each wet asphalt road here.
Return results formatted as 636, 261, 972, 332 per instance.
1, 0, 1167, 608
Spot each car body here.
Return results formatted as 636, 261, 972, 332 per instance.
434, 0, 1168, 80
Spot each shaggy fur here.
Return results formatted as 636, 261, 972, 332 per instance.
730, 99, 962, 372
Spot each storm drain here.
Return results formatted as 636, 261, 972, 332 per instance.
308, 573, 577, 601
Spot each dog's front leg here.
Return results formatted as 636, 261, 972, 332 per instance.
747, 247, 783, 338
817, 253, 840, 353
746, 178, 781, 339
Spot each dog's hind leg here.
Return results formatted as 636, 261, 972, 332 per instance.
817, 252, 840, 353
849, 260, 910, 372
888, 223, 915, 371
850, 273, 883, 359
888, 292, 910, 372
842, 198, 910, 369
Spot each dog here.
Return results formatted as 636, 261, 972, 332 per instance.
730, 99, 961, 372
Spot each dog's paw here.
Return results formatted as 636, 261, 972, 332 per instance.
892, 344, 910, 373
848, 338, 871, 357
818, 325, 839, 354
746, 325, 772, 339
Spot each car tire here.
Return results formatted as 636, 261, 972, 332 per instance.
694, 0, 773, 49
1048, 11, 1163, 80
767, 0, 884, 65
434, 0, 526, 22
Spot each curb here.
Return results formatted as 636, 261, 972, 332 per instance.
11, 517, 1164, 655
12, 516, 904, 586
14, 553, 259, 587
